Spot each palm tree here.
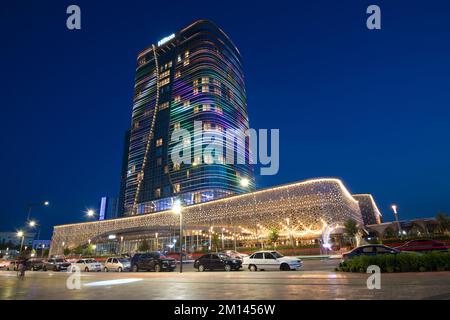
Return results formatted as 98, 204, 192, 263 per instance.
211, 234, 220, 252
344, 219, 359, 247
268, 228, 279, 247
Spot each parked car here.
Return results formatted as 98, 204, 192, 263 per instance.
26, 258, 45, 271
242, 251, 302, 271
130, 252, 176, 272
43, 258, 72, 271
68, 258, 103, 272
194, 253, 242, 272
342, 244, 400, 261
6, 260, 19, 271
221, 250, 249, 260
396, 239, 450, 253
0, 259, 12, 270
104, 257, 131, 272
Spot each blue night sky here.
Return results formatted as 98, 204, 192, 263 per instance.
1, 1, 450, 238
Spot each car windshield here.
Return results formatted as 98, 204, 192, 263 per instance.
218, 253, 230, 259
271, 252, 284, 258
85, 259, 96, 263
119, 259, 129, 263
55, 259, 65, 263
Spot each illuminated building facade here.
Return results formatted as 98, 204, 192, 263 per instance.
50, 178, 366, 256
352, 194, 382, 225
121, 20, 254, 216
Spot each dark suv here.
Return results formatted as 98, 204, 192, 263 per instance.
130, 252, 176, 272
43, 258, 71, 271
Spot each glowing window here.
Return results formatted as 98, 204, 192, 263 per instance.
160, 70, 170, 78
159, 102, 169, 110
159, 78, 170, 86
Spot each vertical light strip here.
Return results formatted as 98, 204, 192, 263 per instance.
132, 44, 161, 215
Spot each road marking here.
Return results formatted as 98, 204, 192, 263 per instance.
84, 278, 143, 287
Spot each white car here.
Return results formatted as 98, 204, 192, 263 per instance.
242, 251, 302, 271
0, 260, 11, 269
103, 257, 131, 272
69, 258, 102, 272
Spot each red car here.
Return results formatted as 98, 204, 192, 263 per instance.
396, 239, 450, 253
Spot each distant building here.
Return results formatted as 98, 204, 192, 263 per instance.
0, 232, 36, 248
32, 240, 51, 250
353, 194, 382, 225
117, 129, 131, 216
98, 196, 119, 221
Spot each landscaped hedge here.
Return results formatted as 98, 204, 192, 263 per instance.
338, 251, 450, 273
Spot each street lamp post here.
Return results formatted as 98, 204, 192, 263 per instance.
25, 201, 49, 243
209, 227, 212, 251
221, 228, 225, 250
391, 204, 403, 238
86, 209, 99, 252
17, 231, 25, 252
27, 201, 49, 221
172, 200, 183, 273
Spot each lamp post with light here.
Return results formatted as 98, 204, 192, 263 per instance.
26, 201, 49, 242
172, 200, 183, 273
17, 231, 25, 252
391, 204, 403, 238
221, 228, 225, 250
26, 201, 49, 221
86, 209, 99, 253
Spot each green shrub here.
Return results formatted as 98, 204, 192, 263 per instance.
339, 252, 450, 273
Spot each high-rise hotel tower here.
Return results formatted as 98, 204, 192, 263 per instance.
120, 20, 254, 216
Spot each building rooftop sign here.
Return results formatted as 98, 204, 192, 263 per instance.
158, 33, 175, 46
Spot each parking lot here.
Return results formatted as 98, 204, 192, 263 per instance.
1, 259, 450, 300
